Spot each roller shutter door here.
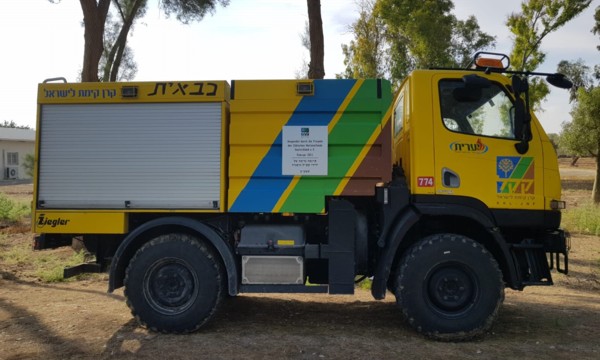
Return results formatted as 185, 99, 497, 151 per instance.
38, 102, 222, 209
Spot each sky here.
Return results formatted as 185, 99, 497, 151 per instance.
0, 0, 598, 133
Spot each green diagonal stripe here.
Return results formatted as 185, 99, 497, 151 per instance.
510, 157, 533, 179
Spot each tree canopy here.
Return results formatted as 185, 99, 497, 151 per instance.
338, 0, 388, 80
507, 0, 592, 110
557, 59, 596, 102
0, 121, 32, 130
339, 0, 495, 87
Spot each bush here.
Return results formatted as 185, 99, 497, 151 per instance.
0, 234, 88, 282
562, 202, 600, 236
0, 193, 29, 222
23, 154, 35, 179
35, 250, 88, 282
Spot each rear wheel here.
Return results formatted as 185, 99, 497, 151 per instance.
124, 233, 224, 333
394, 233, 504, 341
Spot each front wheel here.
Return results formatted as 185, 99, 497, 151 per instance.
124, 233, 224, 333
394, 234, 504, 341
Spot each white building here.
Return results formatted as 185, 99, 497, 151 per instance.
0, 128, 35, 180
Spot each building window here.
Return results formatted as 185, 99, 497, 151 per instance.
7, 152, 18, 166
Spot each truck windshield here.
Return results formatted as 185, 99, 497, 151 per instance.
439, 79, 516, 140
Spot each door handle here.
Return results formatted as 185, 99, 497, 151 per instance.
442, 168, 460, 188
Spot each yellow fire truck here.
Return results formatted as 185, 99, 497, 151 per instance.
33, 53, 570, 340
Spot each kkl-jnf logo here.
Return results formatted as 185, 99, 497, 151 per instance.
496, 156, 534, 194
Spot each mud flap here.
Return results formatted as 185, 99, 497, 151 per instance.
327, 199, 356, 295
545, 229, 569, 274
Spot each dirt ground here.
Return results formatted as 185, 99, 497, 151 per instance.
0, 159, 599, 360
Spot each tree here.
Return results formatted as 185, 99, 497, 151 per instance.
506, 0, 592, 110
593, 5, 600, 50
558, 6, 600, 203
560, 87, 600, 202
557, 59, 594, 102
338, 0, 388, 80
51, 0, 229, 82
341, 0, 495, 87
0, 121, 32, 130
451, 16, 496, 68
307, 0, 325, 79
295, 21, 310, 79
23, 154, 35, 179
375, 0, 453, 82
101, 0, 146, 82
546, 133, 560, 150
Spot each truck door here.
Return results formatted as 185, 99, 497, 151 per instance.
431, 74, 545, 212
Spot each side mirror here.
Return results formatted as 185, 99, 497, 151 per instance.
546, 73, 573, 89
462, 74, 492, 88
453, 87, 482, 102
453, 74, 489, 102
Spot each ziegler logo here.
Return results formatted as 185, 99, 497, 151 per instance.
37, 214, 71, 228
449, 138, 488, 153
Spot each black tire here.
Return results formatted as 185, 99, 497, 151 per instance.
394, 233, 504, 341
124, 233, 224, 333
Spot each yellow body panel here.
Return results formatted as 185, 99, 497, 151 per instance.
408, 72, 436, 195
38, 81, 230, 104
33, 211, 128, 234
539, 121, 562, 208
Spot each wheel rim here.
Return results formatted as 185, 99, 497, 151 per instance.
143, 258, 199, 315
425, 262, 479, 317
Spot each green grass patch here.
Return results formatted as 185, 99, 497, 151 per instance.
355, 277, 372, 290
0, 193, 30, 222
562, 202, 600, 236
35, 250, 87, 282
1, 239, 31, 266
0, 234, 87, 282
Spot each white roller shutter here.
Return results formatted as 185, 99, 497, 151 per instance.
38, 102, 222, 209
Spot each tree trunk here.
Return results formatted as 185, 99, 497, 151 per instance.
593, 154, 600, 204
307, 0, 325, 79
105, 0, 145, 81
105, 13, 135, 82
570, 156, 580, 166
80, 0, 111, 82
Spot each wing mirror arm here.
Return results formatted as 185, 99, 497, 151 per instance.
512, 76, 531, 154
